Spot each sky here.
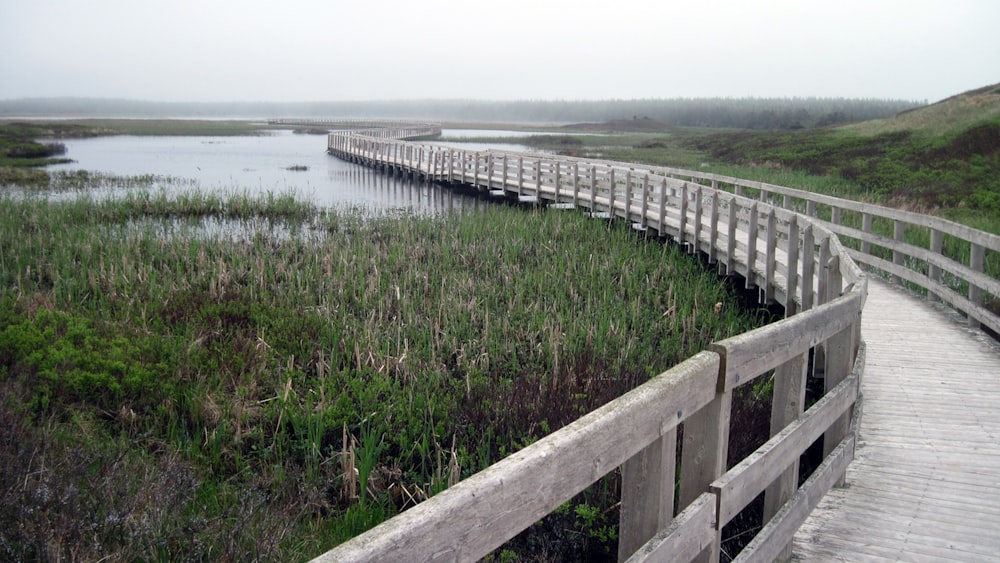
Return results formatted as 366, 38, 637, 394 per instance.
1, 0, 997, 104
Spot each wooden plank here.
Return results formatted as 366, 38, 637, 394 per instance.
625, 493, 717, 563
619, 431, 677, 559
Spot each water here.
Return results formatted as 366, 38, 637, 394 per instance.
44, 129, 531, 211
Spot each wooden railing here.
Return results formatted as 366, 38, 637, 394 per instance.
650, 167, 1000, 334
315, 127, 870, 562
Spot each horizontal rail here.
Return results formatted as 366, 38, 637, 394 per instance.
316, 124, 872, 562
654, 166, 1000, 332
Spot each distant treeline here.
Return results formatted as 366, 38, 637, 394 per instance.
0, 97, 923, 129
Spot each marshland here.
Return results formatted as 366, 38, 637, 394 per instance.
2, 85, 999, 560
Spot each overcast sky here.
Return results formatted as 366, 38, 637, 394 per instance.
1, 0, 997, 104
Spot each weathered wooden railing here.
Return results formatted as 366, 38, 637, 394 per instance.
651, 167, 1000, 334
315, 127, 869, 562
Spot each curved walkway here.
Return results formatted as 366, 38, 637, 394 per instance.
793, 277, 1000, 561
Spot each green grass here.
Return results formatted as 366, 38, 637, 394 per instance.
0, 183, 767, 561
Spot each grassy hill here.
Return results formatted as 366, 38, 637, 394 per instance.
684, 84, 1000, 232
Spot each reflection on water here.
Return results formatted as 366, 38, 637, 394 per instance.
329, 165, 488, 215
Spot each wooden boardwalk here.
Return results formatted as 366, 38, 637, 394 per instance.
792, 277, 1000, 561
319, 125, 1000, 562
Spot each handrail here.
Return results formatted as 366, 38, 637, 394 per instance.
316, 125, 871, 562
651, 166, 1000, 333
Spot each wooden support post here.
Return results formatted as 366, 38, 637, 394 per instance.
801, 225, 815, 312
554, 160, 561, 201
679, 183, 689, 248
619, 431, 677, 561
535, 159, 542, 199
746, 203, 759, 289
518, 156, 524, 195
692, 186, 704, 253
608, 168, 616, 219
679, 389, 732, 563
726, 198, 738, 276
806, 200, 816, 218
640, 174, 649, 228
487, 153, 495, 190
892, 219, 905, 285
765, 209, 777, 302
763, 350, 808, 562
658, 178, 667, 234
823, 256, 853, 490
817, 237, 831, 307
861, 213, 873, 255
928, 229, 943, 302
969, 243, 985, 329
590, 166, 597, 211
625, 171, 633, 222
708, 191, 719, 265
573, 162, 580, 207
785, 216, 800, 316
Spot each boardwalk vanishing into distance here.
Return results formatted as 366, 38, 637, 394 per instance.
303, 122, 1000, 562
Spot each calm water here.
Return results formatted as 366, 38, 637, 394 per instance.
45, 129, 530, 211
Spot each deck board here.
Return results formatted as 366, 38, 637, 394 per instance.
792, 277, 1000, 561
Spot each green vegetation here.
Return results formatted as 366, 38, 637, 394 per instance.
0, 181, 766, 560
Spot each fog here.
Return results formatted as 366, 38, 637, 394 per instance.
1, 0, 997, 104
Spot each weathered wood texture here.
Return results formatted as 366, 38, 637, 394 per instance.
791, 278, 1000, 562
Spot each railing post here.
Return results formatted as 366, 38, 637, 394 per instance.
590, 166, 597, 212
572, 162, 580, 207
619, 431, 677, 561
861, 212, 873, 255
554, 160, 561, 201
892, 219, 905, 285
487, 153, 495, 190
746, 202, 759, 290
823, 255, 854, 489
679, 183, 689, 249
625, 171, 633, 223
785, 215, 800, 315
693, 186, 704, 253
765, 209, 777, 302
928, 228, 943, 302
658, 178, 667, 235
726, 198, 738, 276
969, 243, 985, 329
679, 386, 732, 563
608, 168, 616, 219
708, 190, 719, 265
518, 156, 525, 196
763, 350, 808, 562
640, 174, 650, 229
533, 159, 541, 197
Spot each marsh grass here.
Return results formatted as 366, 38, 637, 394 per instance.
0, 184, 766, 560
